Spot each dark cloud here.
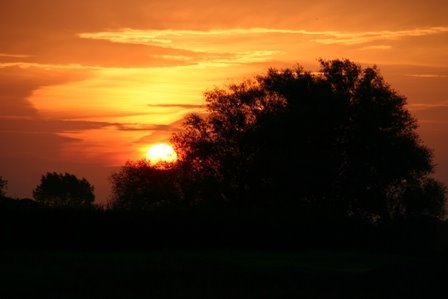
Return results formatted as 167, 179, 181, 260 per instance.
0, 117, 112, 134
113, 123, 179, 131
0, 66, 68, 117
135, 118, 185, 144
0, 65, 89, 116
147, 103, 204, 108
0, 65, 110, 200
0, 65, 92, 121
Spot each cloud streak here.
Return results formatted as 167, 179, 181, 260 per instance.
359, 45, 392, 50
147, 103, 204, 109
76, 26, 448, 67
113, 123, 180, 131
405, 74, 448, 78
0, 53, 34, 58
311, 27, 448, 45
80, 26, 448, 47
0, 117, 111, 134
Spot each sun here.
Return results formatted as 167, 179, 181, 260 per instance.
146, 143, 178, 166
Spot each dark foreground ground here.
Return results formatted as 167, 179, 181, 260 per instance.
1, 249, 447, 298
2, 202, 448, 298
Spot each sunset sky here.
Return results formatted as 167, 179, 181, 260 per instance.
1, 0, 447, 204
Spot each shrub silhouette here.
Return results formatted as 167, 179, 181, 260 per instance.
0, 176, 7, 198
109, 160, 182, 211
33, 172, 95, 208
171, 59, 446, 221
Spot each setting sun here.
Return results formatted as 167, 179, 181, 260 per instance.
146, 143, 178, 165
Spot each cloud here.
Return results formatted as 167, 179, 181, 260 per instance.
0, 64, 93, 119
359, 45, 392, 50
147, 103, 204, 109
113, 123, 180, 131
75, 26, 448, 67
80, 26, 448, 48
78, 28, 304, 65
135, 118, 186, 144
0, 117, 112, 134
405, 74, 448, 78
311, 27, 448, 45
0, 37, 202, 68
0, 53, 33, 58
79, 28, 298, 45
407, 102, 448, 124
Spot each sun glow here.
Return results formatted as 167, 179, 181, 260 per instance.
146, 143, 178, 165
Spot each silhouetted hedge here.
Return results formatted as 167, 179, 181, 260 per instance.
1, 198, 447, 252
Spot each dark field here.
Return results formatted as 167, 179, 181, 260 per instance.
1, 203, 448, 298
1, 249, 447, 298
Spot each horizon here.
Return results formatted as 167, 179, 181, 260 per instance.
1, 1, 447, 204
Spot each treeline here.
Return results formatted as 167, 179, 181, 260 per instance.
1, 196, 446, 252
1, 59, 447, 251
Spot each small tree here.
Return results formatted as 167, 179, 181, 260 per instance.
33, 172, 95, 208
0, 176, 7, 198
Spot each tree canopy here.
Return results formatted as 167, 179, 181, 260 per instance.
109, 160, 182, 211
171, 59, 446, 221
33, 172, 95, 208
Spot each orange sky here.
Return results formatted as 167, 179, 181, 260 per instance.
1, 0, 447, 203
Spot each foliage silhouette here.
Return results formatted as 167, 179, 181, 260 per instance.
33, 172, 95, 208
0, 175, 7, 198
172, 59, 446, 221
109, 160, 182, 211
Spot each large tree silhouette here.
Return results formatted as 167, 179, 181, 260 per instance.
172, 59, 446, 221
33, 172, 95, 208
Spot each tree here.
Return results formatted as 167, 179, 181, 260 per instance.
33, 172, 95, 208
172, 59, 446, 221
172, 80, 288, 205
0, 176, 7, 198
109, 160, 182, 211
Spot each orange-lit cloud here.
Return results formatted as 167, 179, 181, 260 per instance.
359, 45, 392, 51
79, 28, 290, 66
77, 26, 448, 67
406, 74, 448, 78
79, 26, 448, 47
0, 53, 34, 58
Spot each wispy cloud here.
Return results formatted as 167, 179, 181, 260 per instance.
113, 123, 179, 131
409, 103, 448, 124
147, 103, 204, 109
79, 26, 448, 48
0, 53, 33, 58
0, 62, 98, 70
312, 27, 448, 45
408, 102, 448, 110
405, 74, 448, 78
78, 28, 305, 45
359, 45, 392, 50
0, 117, 111, 134
77, 26, 448, 67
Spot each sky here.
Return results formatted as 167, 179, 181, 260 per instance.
1, 0, 447, 204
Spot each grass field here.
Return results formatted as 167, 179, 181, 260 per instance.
1, 249, 446, 298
